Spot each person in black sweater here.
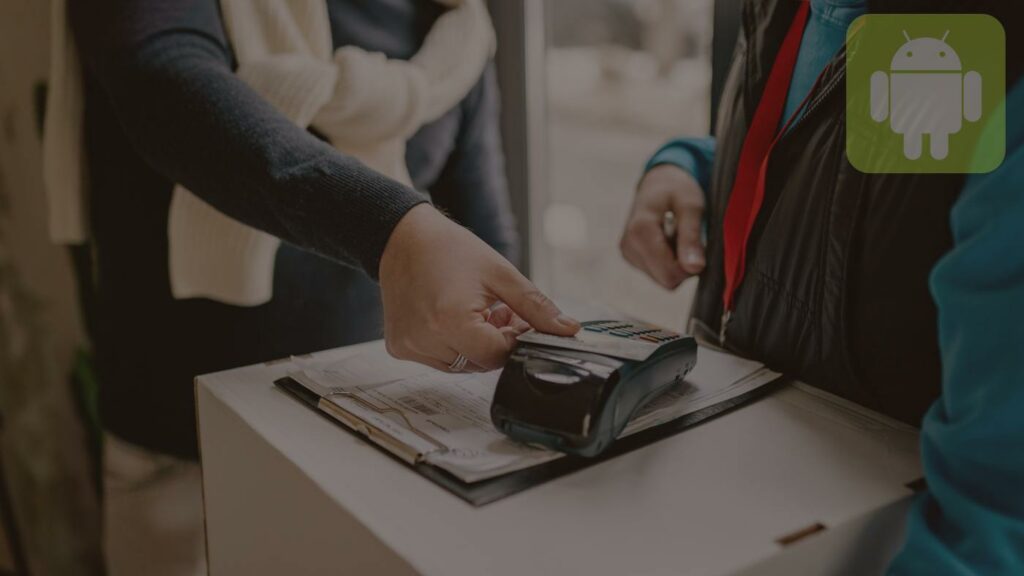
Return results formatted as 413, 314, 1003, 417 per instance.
69, 1, 578, 573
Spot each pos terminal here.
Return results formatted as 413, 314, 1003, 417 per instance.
491, 321, 698, 458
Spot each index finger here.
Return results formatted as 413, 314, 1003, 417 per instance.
673, 206, 705, 274
633, 217, 686, 289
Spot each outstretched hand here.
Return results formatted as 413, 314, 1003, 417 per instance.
379, 204, 580, 372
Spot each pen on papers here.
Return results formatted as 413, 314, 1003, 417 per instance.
662, 211, 677, 256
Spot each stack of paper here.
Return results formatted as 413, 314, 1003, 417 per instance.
287, 344, 780, 484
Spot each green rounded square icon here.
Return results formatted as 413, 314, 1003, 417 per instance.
846, 14, 1005, 174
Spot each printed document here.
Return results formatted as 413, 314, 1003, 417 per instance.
289, 344, 779, 483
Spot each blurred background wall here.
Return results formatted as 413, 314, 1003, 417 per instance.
532, 0, 714, 330
0, 0, 103, 573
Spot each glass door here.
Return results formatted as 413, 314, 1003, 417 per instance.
530, 0, 715, 330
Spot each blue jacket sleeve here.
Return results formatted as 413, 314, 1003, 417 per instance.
886, 83, 1024, 574
644, 136, 717, 193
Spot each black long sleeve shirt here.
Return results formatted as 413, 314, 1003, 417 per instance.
70, 0, 517, 458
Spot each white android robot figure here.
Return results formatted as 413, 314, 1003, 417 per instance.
869, 31, 982, 160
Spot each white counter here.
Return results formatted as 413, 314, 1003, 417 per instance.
197, 340, 921, 576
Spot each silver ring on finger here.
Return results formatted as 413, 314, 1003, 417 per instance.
448, 353, 469, 373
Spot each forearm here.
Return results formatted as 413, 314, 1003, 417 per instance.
889, 222, 1024, 573
70, 0, 426, 276
887, 95, 1024, 574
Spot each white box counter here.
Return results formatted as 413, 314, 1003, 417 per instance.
197, 341, 923, 576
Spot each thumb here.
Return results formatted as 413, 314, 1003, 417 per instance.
673, 204, 706, 275
489, 266, 580, 336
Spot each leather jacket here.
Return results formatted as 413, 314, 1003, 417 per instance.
691, 0, 966, 425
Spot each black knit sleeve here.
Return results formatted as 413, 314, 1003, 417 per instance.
68, 0, 427, 277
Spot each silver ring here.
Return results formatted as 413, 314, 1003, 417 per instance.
448, 353, 469, 373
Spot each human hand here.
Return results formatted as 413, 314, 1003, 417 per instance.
379, 204, 580, 372
619, 164, 706, 290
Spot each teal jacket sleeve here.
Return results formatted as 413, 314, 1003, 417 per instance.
886, 83, 1024, 574
645, 136, 716, 192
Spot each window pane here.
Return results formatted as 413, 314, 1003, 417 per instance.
537, 0, 713, 331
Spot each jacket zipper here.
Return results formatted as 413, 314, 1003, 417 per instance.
719, 54, 846, 347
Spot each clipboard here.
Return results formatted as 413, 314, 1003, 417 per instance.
275, 373, 789, 506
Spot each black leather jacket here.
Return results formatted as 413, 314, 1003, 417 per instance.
691, 0, 968, 425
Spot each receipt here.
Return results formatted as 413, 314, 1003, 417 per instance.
321, 370, 563, 481
291, 346, 434, 395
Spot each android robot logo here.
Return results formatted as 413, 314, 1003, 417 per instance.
869, 31, 982, 160
846, 14, 1004, 174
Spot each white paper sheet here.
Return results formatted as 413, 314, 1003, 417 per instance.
290, 346, 435, 395
289, 344, 780, 484
622, 347, 779, 435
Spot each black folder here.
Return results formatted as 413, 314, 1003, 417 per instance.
275, 374, 788, 507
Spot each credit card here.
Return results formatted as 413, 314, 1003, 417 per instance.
516, 320, 683, 362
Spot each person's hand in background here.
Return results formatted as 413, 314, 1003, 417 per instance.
619, 164, 706, 290
380, 204, 580, 372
